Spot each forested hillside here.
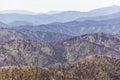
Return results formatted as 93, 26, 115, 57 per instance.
0, 33, 119, 67
0, 56, 119, 80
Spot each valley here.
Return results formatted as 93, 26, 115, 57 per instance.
0, 5, 120, 80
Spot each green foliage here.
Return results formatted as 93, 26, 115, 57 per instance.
0, 56, 119, 80
0, 33, 120, 67
0, 67, 51, 80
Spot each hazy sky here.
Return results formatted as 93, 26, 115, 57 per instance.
1, 0, 120, 13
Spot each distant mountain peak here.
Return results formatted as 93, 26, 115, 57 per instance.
0, 10, 36, 15
47, 11, 62, 15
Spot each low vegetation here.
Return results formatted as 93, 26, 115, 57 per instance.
0, 56, 119, 80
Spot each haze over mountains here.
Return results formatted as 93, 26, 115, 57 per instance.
0, 56, 119, 80
0, 5, 120, 25
0, 5, 120, 36
0, 10, 36, 15
76, 12, 120, 21
0, 5, 120, 80
12, 17, 120, 36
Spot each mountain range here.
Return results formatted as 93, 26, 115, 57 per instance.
12, 17, 120, 36
0, 33, 120, 67
0, 5, 120, 80
76, 12, 120, 21
0, 5, 120, 25
0, 5, 120, 36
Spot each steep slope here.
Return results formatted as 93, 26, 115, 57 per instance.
50, 33, 120, 62
0, 40, 57, 66
78, 33, 120, 52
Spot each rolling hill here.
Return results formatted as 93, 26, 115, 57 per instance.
0, 28, 71, 42
0, 56, 119, 80
0, 33, 119, 67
